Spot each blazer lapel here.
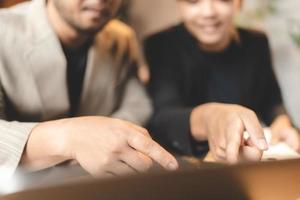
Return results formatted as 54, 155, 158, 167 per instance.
24, 0, 70, 120
78, 35, 116, 116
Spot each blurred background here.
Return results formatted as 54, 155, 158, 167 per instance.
1, 0, 300, 127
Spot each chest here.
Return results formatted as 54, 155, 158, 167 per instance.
177, 53, 260, 105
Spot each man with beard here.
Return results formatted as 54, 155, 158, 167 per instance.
0, 0, 178, 178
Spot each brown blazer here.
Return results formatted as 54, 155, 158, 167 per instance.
0, 0, 152, 177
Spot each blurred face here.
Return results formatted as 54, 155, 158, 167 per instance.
177, 0, 240, 50
51, 0, 122, 35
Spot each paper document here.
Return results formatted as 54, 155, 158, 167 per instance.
262, 128, 300, 160
245, 128, 300, 161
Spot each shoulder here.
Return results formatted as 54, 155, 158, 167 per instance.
0, 2, 30, 31
238, 28, 273, 72
238, 27, 270, 49
144, 24, 185, 49
0, 2, 31, 52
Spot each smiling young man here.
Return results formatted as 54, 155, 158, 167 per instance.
0, 0, 179, 178
146, 0, 300, 163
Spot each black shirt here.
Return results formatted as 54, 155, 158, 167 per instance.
62, 41, 91, 116
145, 24, 285, 157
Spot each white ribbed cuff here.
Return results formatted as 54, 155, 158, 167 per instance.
0, 121, 37, 178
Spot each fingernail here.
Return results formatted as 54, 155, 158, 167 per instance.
168, 162, 178, 171
259, 139, 268, 150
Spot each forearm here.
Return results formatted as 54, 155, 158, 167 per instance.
20, 119, 72, 171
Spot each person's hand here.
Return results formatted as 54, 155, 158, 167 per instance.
272, 128, 300, 152
204, 145, 262, 163
67, 117, 179, 176
22, 117, 178, 177
271, 115, 300, 152
190, 103, 268, 164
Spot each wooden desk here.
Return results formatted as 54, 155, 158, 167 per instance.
3, 159, 300, 200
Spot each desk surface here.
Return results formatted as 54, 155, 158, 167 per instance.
0, 156, 219, 196
2, 159, 300, 200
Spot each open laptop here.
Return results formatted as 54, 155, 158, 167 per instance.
1, 158, 300, 200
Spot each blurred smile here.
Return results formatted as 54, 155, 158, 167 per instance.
81, 4, 111, 19
197, 21, 222, 35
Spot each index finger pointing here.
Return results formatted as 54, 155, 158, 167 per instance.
127, 131, 178, 171
239, 110, 268, 151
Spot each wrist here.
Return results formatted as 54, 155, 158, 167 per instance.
21, 119, 73, 170
52, 118, 76, 160
37, 119, 73, 160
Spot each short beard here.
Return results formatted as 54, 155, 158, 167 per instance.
52, 0, 109, 37
68, 20, 109, 37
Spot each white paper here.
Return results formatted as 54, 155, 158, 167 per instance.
244, 128, 300, 161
